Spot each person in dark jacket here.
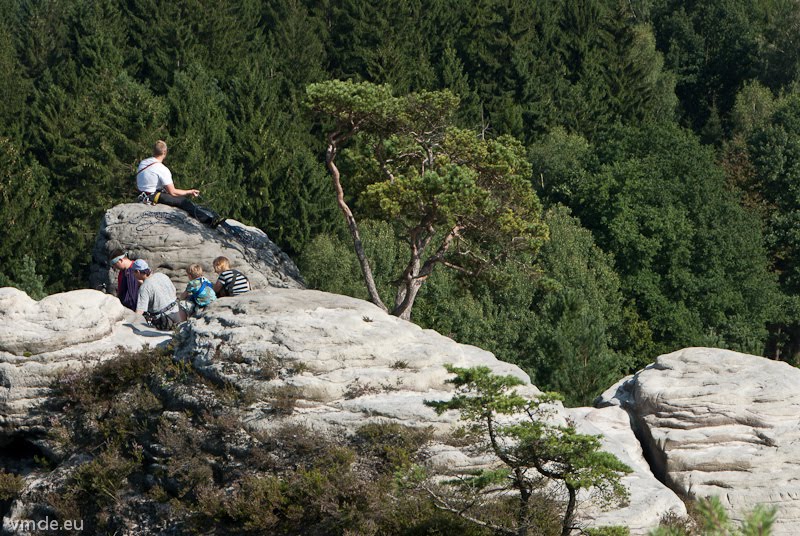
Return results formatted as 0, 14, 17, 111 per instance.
108, 249, 139, 311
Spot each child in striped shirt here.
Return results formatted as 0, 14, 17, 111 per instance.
212, 256, 251, 297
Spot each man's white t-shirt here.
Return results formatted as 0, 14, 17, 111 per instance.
136, 157, 173, 193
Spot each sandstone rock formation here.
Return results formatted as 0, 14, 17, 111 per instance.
600, 347, 800, 535
0, 285, 686, 534
174, 288, 686, 533
11, 264, 800, 534
89, 203, 303, 293
572, 405, 688, 533
0, 287, 170, 439
175, 288, 536, 433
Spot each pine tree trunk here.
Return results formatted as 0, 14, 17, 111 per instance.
392, 278, 424, 320
515, 467, 531, 536
326, 141, 387, 312
561, 485, 577, 536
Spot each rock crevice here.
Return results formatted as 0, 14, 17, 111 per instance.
600, 347, 800, 534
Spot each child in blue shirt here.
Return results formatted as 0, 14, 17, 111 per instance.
179, 263, 217, 320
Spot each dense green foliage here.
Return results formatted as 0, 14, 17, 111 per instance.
3, 0, 800, 403
533, 123, 779, 357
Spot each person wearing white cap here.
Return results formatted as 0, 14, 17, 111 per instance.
132, 259, 181, 329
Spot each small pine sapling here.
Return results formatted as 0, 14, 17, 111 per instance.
425, 365, 632, 536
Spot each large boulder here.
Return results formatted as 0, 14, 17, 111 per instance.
0, 288, 126, 355
174, 288, 686, 533
89, 203, 303, 294
174, 288, 536, 432
600, 347, 800, 534
0, 288, 170, 440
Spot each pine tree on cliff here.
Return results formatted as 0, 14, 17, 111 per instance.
306, 79, 548, 320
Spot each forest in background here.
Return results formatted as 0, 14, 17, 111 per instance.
2, 0, 800, 405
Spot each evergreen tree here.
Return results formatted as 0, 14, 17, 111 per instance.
0, 13, 32, 138
650, 0, 761, 136
227, 63, 338, 255
262, 0, 328, 107
454, 0, 554, 139
123, 0, 262, 92
553, 0, 676, 136
13, 0, 71, 81
223, 62, 281, 227
307, 80, 548, 319
437, 44, 481, 129
0, 255, 47, 299
650, 495, 775, 536
322, 0, 438, 93
24, 0, 166, 288
250, 0, 338, 253
438, 0, 677, 141
524, 206, 637, 406
166, 63, 240, 218
0, 136, 52, 293
755, 0, 800, 92
426, 366, 632, 536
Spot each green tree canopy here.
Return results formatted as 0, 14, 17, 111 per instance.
23, 0, 166, 288
307, 79, 548, 319
0, 137, 51, 296
738, 93, 800, 360
615, 125, 776, 354
533, 122, 779, 356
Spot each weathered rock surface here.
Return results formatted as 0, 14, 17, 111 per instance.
0, 287, 171, 439
572, 405, 687, 533
89, 203, 303, 293
175, 288, 686, 533
175, 288, 536, 430
600, 347, 800, 534
0, 281, 689, 534
4, 209, 694, 533
0, 288, 126, 356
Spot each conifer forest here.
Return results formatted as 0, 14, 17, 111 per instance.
3, 0, 800, 405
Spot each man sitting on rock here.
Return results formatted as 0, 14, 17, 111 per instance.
136, 140, 225, 228
108, 249, 139, 311
132, 259, 181, 330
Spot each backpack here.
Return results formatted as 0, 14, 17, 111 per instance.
143, 301, 178, 330
189, 278, 213, 303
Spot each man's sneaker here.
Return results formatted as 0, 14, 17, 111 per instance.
210, 216, 227, 229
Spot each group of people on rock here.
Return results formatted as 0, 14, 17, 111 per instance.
110, 249, 251, 328
108, 140, 251, 329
